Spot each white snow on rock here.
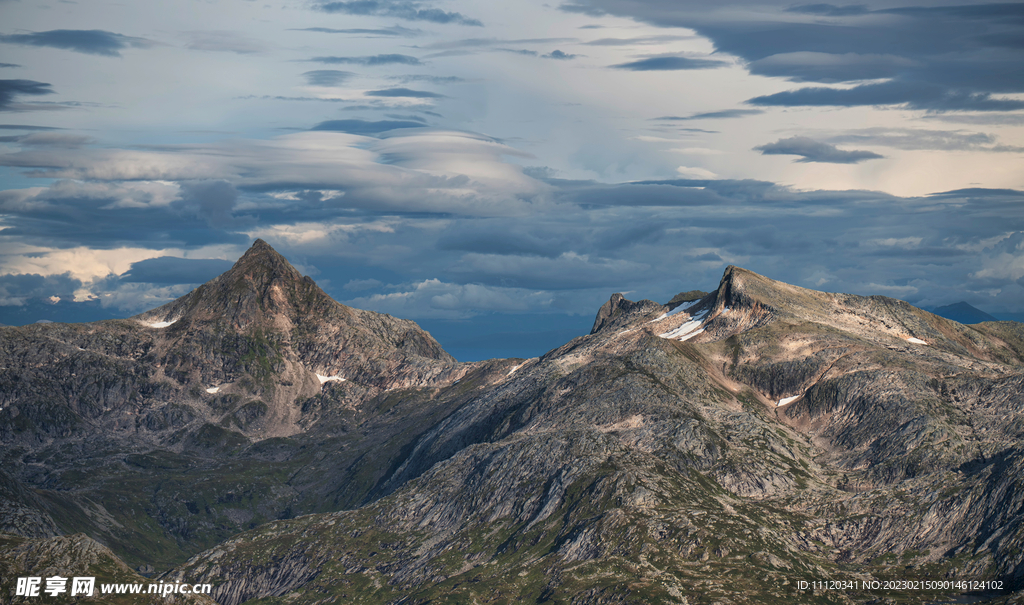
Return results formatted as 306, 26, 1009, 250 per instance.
317, 374, 346, 384
206, 387, 220, 394
651, 299, 702, 323
142, 318, 178, 328
906, 337, 928, 345
777, 395, 799, 407
506, 364, 523, 377
658, 310, 709, 340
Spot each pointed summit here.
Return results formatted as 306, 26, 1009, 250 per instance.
136, 239, 325, 330
232, 239, 302, 283
134, 240, 454, 395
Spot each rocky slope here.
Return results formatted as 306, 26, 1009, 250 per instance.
160, 266, 1024, 604
7, 249, 1024, 604
0, 240, 502, 571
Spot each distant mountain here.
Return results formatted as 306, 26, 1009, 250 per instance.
7, 249, 1024, 604
931, 300, 998, 324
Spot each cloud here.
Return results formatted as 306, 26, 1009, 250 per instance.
309, 54, 422, 65
755, 136, 883, 163
0, 29, 152, 56
561, 0, 1024, 114
747, 52, 917, 83
829, 128, 1024, 153
654, 109, 763, 120
185, 31, 267, 54
0, 272, 83, 307
785, 4, 870, 17
366, 87, 443, 98
543, 50, 577, 60
0, 79, 54, 111
311, 119, 427, 134
301, 70, 354, 86
0, 124, 62, 130
119, 256, 234, 284
344, 278, 555, 319
315, 1, 483, 26
583, 35, 693, 46
0, 63, 20, 68
747, 81, 1024, 112
4, 132, 93, 147
447, 252, 651, 290
291, 26, 422, 37
558, 3, 608, 17
611, 55, 727, 70
343, 278, 383, 291
391, 74, 466, 85
174, 180, 243, 228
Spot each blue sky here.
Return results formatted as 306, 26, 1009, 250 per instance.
1, 0, 1023, 360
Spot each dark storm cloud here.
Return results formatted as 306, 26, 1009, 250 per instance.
611, 55, 727, 70
0, 80, 54, 111
315, 1, 483, 26
560, 0, 1024, 112
0, 29, 152, 56
310, 119, 426, 134
302, 70, 355, 86
755, 136, 883, 163
291, 26, 422, 37
119, 257, 234, 284
309, 54, 422, 65
366, 87, 444, 98
655, 109, 763, 120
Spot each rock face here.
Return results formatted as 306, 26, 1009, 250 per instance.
164, 265, 1024, 603
0, 533, 216, 605
0, 240, 485, 569
9, 247, 1024, 604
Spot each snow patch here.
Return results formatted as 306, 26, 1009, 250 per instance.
317, 374, 346, 384
652, 299, 702, 323
658, 310, 708, 340
777, 395, 799, 407
906, 337, 928, 345
678, 328, 705, 341
506, 364, 523, 377
142, 318, 178, 328
205, 387, 220, 394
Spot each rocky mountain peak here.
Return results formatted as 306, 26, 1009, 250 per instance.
590, 292, 664, 334
135, 239, 330, 331
232, 238, 303, 285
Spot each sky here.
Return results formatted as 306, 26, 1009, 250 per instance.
1, 0, 1023, 360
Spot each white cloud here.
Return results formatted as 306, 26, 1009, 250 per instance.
345, 278, 556, 319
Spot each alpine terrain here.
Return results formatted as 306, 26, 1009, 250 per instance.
5, 240, 1024, 604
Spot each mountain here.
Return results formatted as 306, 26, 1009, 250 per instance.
7, 249, 1024, 604
0, 240, 509, 570
163, 266, 1024, 604
931, 301, 999, 324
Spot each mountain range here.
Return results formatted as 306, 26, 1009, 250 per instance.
5, 240, 1024, 604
